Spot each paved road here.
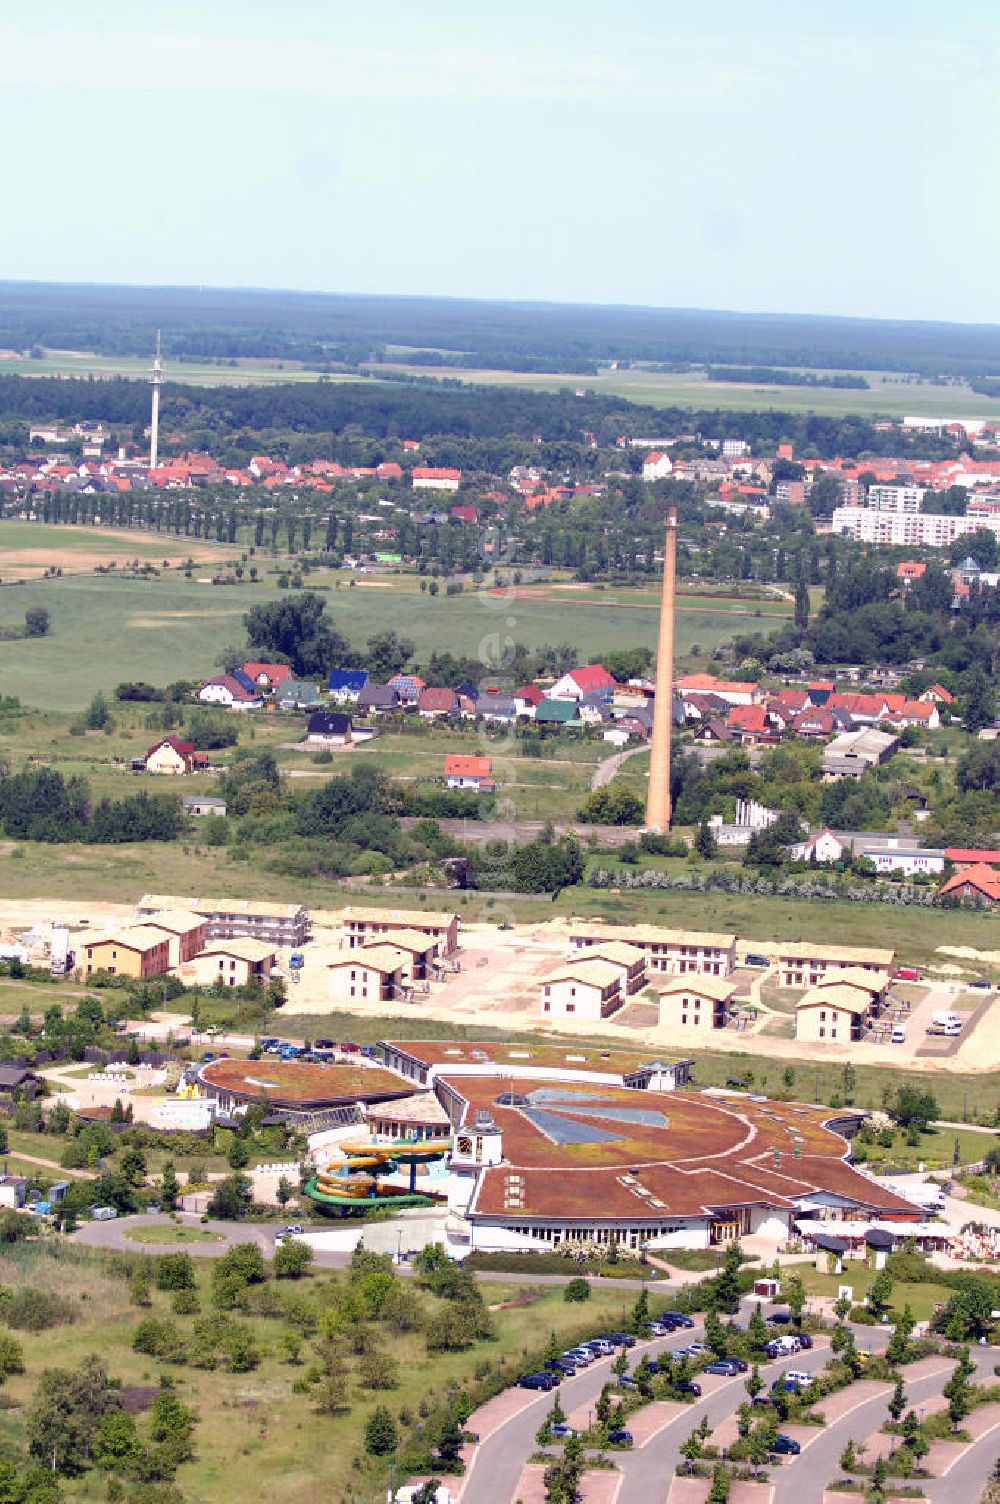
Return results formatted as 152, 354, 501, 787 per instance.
925, 1394, 1000, 1504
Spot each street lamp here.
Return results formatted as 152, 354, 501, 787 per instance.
388, 1460, 396, 1502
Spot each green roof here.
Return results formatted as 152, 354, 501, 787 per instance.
535, 699, 579, 723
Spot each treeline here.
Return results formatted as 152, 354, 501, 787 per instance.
4, 283, 1000, 377
706, 366, 869, 389
0, 766, 182, 843
0, 373, 967, 460
397, 349, 601, 375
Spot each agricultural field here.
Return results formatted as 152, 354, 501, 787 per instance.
364, 360, 1000, 420
5, 349, 344, 387
0, 560, 745, 710
0, 522, 224, 580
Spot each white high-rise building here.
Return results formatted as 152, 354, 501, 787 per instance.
865, 484, 926, 513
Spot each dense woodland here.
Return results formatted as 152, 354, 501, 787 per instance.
4, 282, 1000, 377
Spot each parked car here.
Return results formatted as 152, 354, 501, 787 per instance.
796, 1333, 813, 1350
313, 1037, 335, 1048
970, 980, 992, 990
585, 1338, 615, 1357
283, 1224, 304, 1236
768, 1310, 793, 1324
745, 953, 770, 967
607, 1430, 633, 1447
675, 1380, 702, 1397
771, 1434, 801, 1456
551, 1424, 579, 1438
660, 1312, 694, 1329
704, 1360, 743, 1376
607, 1331, 636, 1347
545, 1358, 577, 1375
892, 966, 921, 981
646, 1321, 671, 1337
686, 1342, 708, 1354
617, 1374, 638, 1389
566, 1348, 593, 1366
518, 1372, 557, 1391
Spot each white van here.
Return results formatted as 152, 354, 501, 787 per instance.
933, 1012, 962, 1030
891, 1025, 906, 1044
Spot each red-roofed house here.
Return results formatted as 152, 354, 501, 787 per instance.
514, 684, 544, 717
790, 707, 839, 739
642, 451, 673, 481
944, 849, 1000, 869
376, 462, 403, 480
882, 700, 940, 730
449, 504, 479, 524
675, 673, 758, 707
412, 467, 461, 491
145, 736, 197, 775
242, 663, 293, 691
417, 687, 458, 719
548, 664, 618, 700
939, 864, 1000, 908
444, 755, 495, 792
897, 561, 927, 585
725, 704, 774, 745
920, 684, 955, 705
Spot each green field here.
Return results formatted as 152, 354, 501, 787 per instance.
0, 562, 745, 710
8, 350, 353, 387
367, 361, 1000, 420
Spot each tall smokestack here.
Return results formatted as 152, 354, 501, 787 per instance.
645, 506, 677, 831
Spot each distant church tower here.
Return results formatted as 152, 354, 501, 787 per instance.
149, 330, 162, 469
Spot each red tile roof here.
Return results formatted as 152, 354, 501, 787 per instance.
569, 664, 617, 694
939, 864, 1000, 903
444, 754, 493, 779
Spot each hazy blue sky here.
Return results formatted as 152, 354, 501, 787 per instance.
5, 0, 999, 322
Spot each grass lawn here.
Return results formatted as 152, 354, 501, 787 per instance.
0, 521, 223, 578
855, 1125, 1000, 1174
794, 1265, 954, 1323
0, 1240, 640, 1504
123, 1222, 224, 1245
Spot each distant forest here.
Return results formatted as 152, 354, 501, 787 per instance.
3, 281, 1000, 378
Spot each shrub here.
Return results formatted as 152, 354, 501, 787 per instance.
1, 1286, 76, 1331
132, 1319, 182, 1360
564, 1277, 591, 1303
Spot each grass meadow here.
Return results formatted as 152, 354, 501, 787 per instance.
0, 556, 747, 710
0, 1240, 637, 1504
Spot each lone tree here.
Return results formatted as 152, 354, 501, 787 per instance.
24, 607, 50, 638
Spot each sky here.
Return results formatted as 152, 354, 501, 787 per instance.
4, 0, 1000, 324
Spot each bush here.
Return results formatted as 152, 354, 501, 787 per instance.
0, 1286, 76, 1331
273, 1241, 314, 1279
564, 1277, 591, 1303
132, 1319, 182, 1359
155, 1253, 196, 1292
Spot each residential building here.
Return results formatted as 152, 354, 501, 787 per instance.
338, 905, 460, 954
444, 754, 495, 791
939, 863, 1000, 907
357, 683, 399, 715
548, 664, 617, 700
569, 922, 737, 978
832, 506, 1000, 549
197, 673, 263, 710
866, 484, 927, 513
540, 959, 624, 1021
326, 670, 369, 703
417, 687, 458, 719
278, 680, 322, 710
189, 939, 276, 988
328, 946, 408, 1002
181, 795, 227, 818
642, 451, 673, 481
944, 848, 1000, 868
656, 975, 736, 1030
306, 711, 354, 745
795, 986, 870, 1043
861, 846, 945, 876
775, 478, 807, 506
582, 940, 648, 994
363, 929, 439, 981
534, 699, 579, 727
144, 736, 197, 775
896, 561, 927, 586
790, 828, 847, 864
774, 942, 894, 989
136, 895, 309, 947
674, 673, 758, 707
141, 910, 209, 967
83, 927, 172, 979
411, 467, 462, 491
242, 662, 293, 691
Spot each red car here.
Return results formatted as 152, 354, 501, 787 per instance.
892, 967, 920, 981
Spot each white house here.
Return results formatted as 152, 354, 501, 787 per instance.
642, 450, 673, 481
539, 959, 623, 1021
862, 847, 945, 876
791, 828, 847, 864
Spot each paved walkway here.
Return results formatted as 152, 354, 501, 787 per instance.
590, 744, 647, 792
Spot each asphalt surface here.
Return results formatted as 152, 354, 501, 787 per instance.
463, 1318, 891, 1504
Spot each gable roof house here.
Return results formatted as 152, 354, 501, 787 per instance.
242, 662, 293, 691
939, 863, 1000, 908
548, 664, 617, 701
535, 698, 580, 727
478, 693, 518, 723
725, 704, 774, 745
417, 687, 458, 719
198, 673, 262, 711
278, 680, 322, 710
145, 736, 197, 775
327, 669, 369, 703
444, 754, 495, 791
577, 690, 615, 725
514, 684, 545, 718
387, 673, 425, 705
356, 682, 399, 715
306, 712, 354, 745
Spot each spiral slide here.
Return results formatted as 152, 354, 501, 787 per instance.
304, 1137, 450, 1212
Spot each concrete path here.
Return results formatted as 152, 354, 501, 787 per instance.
590, 745, 647, 792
